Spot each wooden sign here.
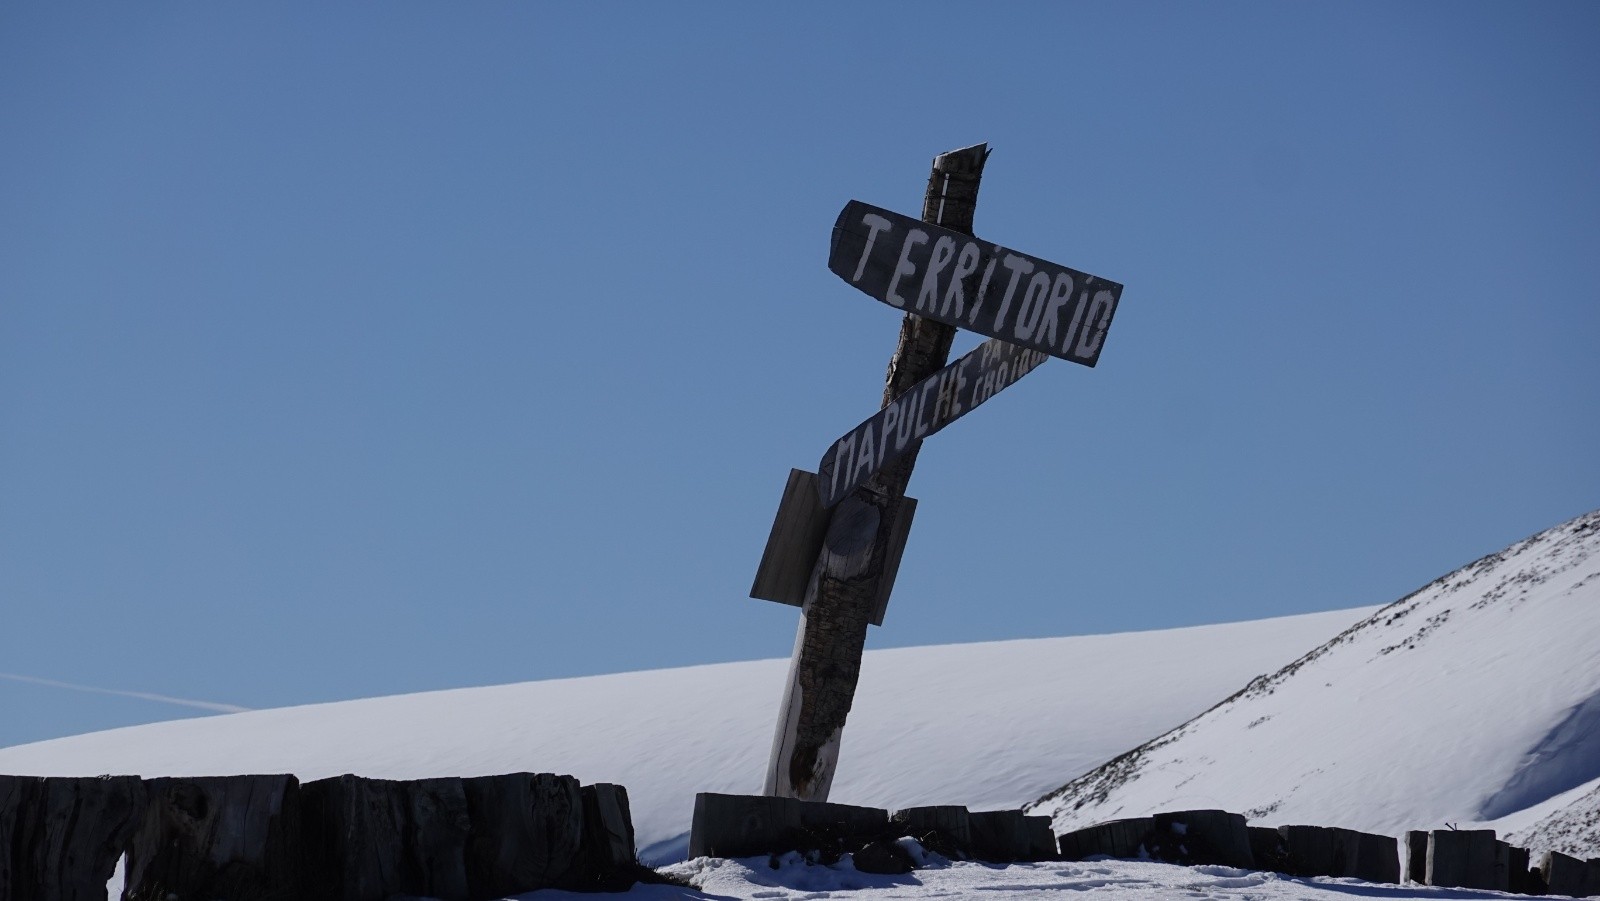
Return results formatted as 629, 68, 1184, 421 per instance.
816, 336, 1048, 508
828, 200, 1122, 367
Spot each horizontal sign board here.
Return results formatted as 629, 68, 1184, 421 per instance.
816, 336, 1049, 508
828, 200, 1122, 367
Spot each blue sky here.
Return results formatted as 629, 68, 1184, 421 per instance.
2, 2, 1597, 750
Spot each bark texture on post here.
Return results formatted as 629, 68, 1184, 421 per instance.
765, 143, 990, 801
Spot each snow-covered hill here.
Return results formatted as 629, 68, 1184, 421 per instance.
0, 609, 1364, 864
1029, 509, 1600, 861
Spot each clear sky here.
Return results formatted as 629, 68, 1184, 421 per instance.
2, 2, 1597, 751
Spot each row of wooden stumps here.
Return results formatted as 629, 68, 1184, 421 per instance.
692, 795, 1600, 896
0, 772, 641, 901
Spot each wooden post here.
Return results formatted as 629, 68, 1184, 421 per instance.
764, 143, 990, 801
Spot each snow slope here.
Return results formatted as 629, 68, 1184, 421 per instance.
1029, 509, 1600, 860
0, 608, 1364, 864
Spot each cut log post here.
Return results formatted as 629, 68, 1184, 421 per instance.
569, 783, 638, 891
764, 142, 991, 801
890, 805, 971, 856
1426, 828, 1497, 889
1540, 849, 1591, 897
299, 774, 472, 901
461, 772, 584, 899
1057, 817, 1153, 861
123, 774, 303, 901
687, 793, 888, 860
969, 810, 1031, 863
1248, 826, 1289, 873
1150, 810, 1252, 869
1404, 830, 1428, 882
14, 776, 146, 901
1278, 825, 1336, 877
0, 775, 38, 901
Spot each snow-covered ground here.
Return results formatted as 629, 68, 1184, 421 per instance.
0, 607, 1362, 864
4, 510, 1596, 899
1030, 510, 1600, 862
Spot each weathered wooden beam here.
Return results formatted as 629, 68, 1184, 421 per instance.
123, 774, 303, 901
14, 776, 146, 901
764, 142, 990, 801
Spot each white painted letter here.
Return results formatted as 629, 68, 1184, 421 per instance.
940, 241, 981, 319
1037, 272, 1075, 349
916, 235, 956, 313
1072, 289, 1116, 359
1013, 271, 1052, 342
885, 229, 928, 308
993, 254, 1035, 336
851, 213, 893, 283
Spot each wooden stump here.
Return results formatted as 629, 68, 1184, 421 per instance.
890, 805, 971, 856
0, 775, 38, 901
969, 810, 1034, 863
1151, 810, 1253, 869
14, 776, 146, 901
300, 774, 472, 901
123, 774, 303, 901
688, 793, 888, 860
1056, 817, 1152, 861
1540, 850, 1593, 898
461, 772, 584, 898
1404, 830, 1428, 883
1426, 828, 1497, 889
1278, 825, 1336, 877
568, 783, 637, 891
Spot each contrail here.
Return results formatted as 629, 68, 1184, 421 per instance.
0, 672, 252, 714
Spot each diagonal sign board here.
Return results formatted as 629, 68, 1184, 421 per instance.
816, 335, 1049, 508
828, 200, 1123, 367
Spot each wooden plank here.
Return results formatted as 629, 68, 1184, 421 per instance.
829, 199, 1122, 366
750, 469, 832, 607
869, 495, 916, 627
816, 335, 1047, 508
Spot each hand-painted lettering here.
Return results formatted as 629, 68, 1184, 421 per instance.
993, 254, 1035, 335
916, 235, 957, 313
1014, 271, 1052, 341
940, 241, 981, 319
1073, 289, 1116, 359
913, 380, 935, 438
853, 423, 877, 482
852, 213, 893, 283
885, 229, 928, 308
968, 254, 999, 325
1037, 273, 1074, 348
831, 432, 857, 501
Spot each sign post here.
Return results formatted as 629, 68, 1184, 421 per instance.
756, 144, 1123, 802
763, 144, 992, 801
